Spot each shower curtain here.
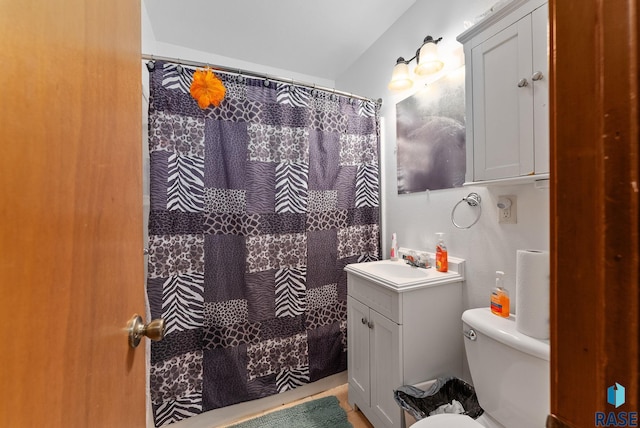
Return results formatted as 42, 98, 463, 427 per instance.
146, 61, 380, 426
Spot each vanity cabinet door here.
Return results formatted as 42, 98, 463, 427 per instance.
369, 309, 402, 428
531, 3, 549, 174
347, 295, 403, 428
463, 1, 549, 183
471, 14, 535, 181
347, 296, 371, 405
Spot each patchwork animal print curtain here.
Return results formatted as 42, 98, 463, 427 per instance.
146, 61, 380, 426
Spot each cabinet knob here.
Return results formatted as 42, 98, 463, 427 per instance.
361, 317, 367, 325
367, 321, 374, 329
517, 78, 529, 87
531, 71, 544, 81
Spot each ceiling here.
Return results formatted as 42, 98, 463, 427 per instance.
144, 0, 417, 81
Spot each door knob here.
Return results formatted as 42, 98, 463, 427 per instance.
127, 314, 165, 348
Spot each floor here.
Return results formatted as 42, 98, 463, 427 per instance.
220, 383, 374, 428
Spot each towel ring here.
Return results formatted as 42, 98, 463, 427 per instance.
451, 192, 482, 229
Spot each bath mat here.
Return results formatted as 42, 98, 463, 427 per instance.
227, 395, 353, 428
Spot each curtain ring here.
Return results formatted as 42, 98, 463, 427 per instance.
451, 192, 482, 229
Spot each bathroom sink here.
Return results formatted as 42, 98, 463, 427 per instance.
364, 262, 430, 280
344, 258, 465, 292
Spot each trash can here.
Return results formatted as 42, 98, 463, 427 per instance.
394, 377, 484, 427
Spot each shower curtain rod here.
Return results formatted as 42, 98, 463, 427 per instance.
141, 53, 382, 105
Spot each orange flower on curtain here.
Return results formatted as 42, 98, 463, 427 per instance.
190, 68, 226, 109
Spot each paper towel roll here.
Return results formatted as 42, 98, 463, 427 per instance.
515, 249, 550, 339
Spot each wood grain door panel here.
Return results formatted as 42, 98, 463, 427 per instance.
0, 0, 145, 426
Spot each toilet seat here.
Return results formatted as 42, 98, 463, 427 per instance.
412, 413, 482, 427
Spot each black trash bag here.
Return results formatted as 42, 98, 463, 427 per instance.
394, 376, 484, 422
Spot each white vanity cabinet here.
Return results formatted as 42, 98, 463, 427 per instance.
458, 0, 549, 183
345, 258, 465, 428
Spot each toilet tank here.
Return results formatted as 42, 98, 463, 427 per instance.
462, 308, 549, 428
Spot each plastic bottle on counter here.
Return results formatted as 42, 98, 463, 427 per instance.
435, 232, 448, 272
390, 233, 398, 261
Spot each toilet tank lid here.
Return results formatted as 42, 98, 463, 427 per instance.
462, 308, 550, 361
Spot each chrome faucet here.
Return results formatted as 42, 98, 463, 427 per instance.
403, 252, 430, 269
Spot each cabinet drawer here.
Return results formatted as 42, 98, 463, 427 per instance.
347, 273, 401, 323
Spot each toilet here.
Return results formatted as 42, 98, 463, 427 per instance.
413, 307, 550, 428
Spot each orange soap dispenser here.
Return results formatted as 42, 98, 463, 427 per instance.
435, 232, 448, 272
490, 270, 510, 317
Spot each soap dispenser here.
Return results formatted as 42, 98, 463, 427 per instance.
435, 233, 448, 272
490, 271, 510, 317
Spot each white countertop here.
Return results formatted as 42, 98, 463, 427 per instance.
344, 257, 465, 292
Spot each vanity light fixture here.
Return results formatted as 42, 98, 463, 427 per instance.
388, 36, 444, 91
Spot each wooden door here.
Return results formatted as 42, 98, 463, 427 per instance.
0, 0, 145, 427
548, 0, 639, 426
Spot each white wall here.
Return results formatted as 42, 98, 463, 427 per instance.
141, 1, 335, 90
336, 0, 550, 311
